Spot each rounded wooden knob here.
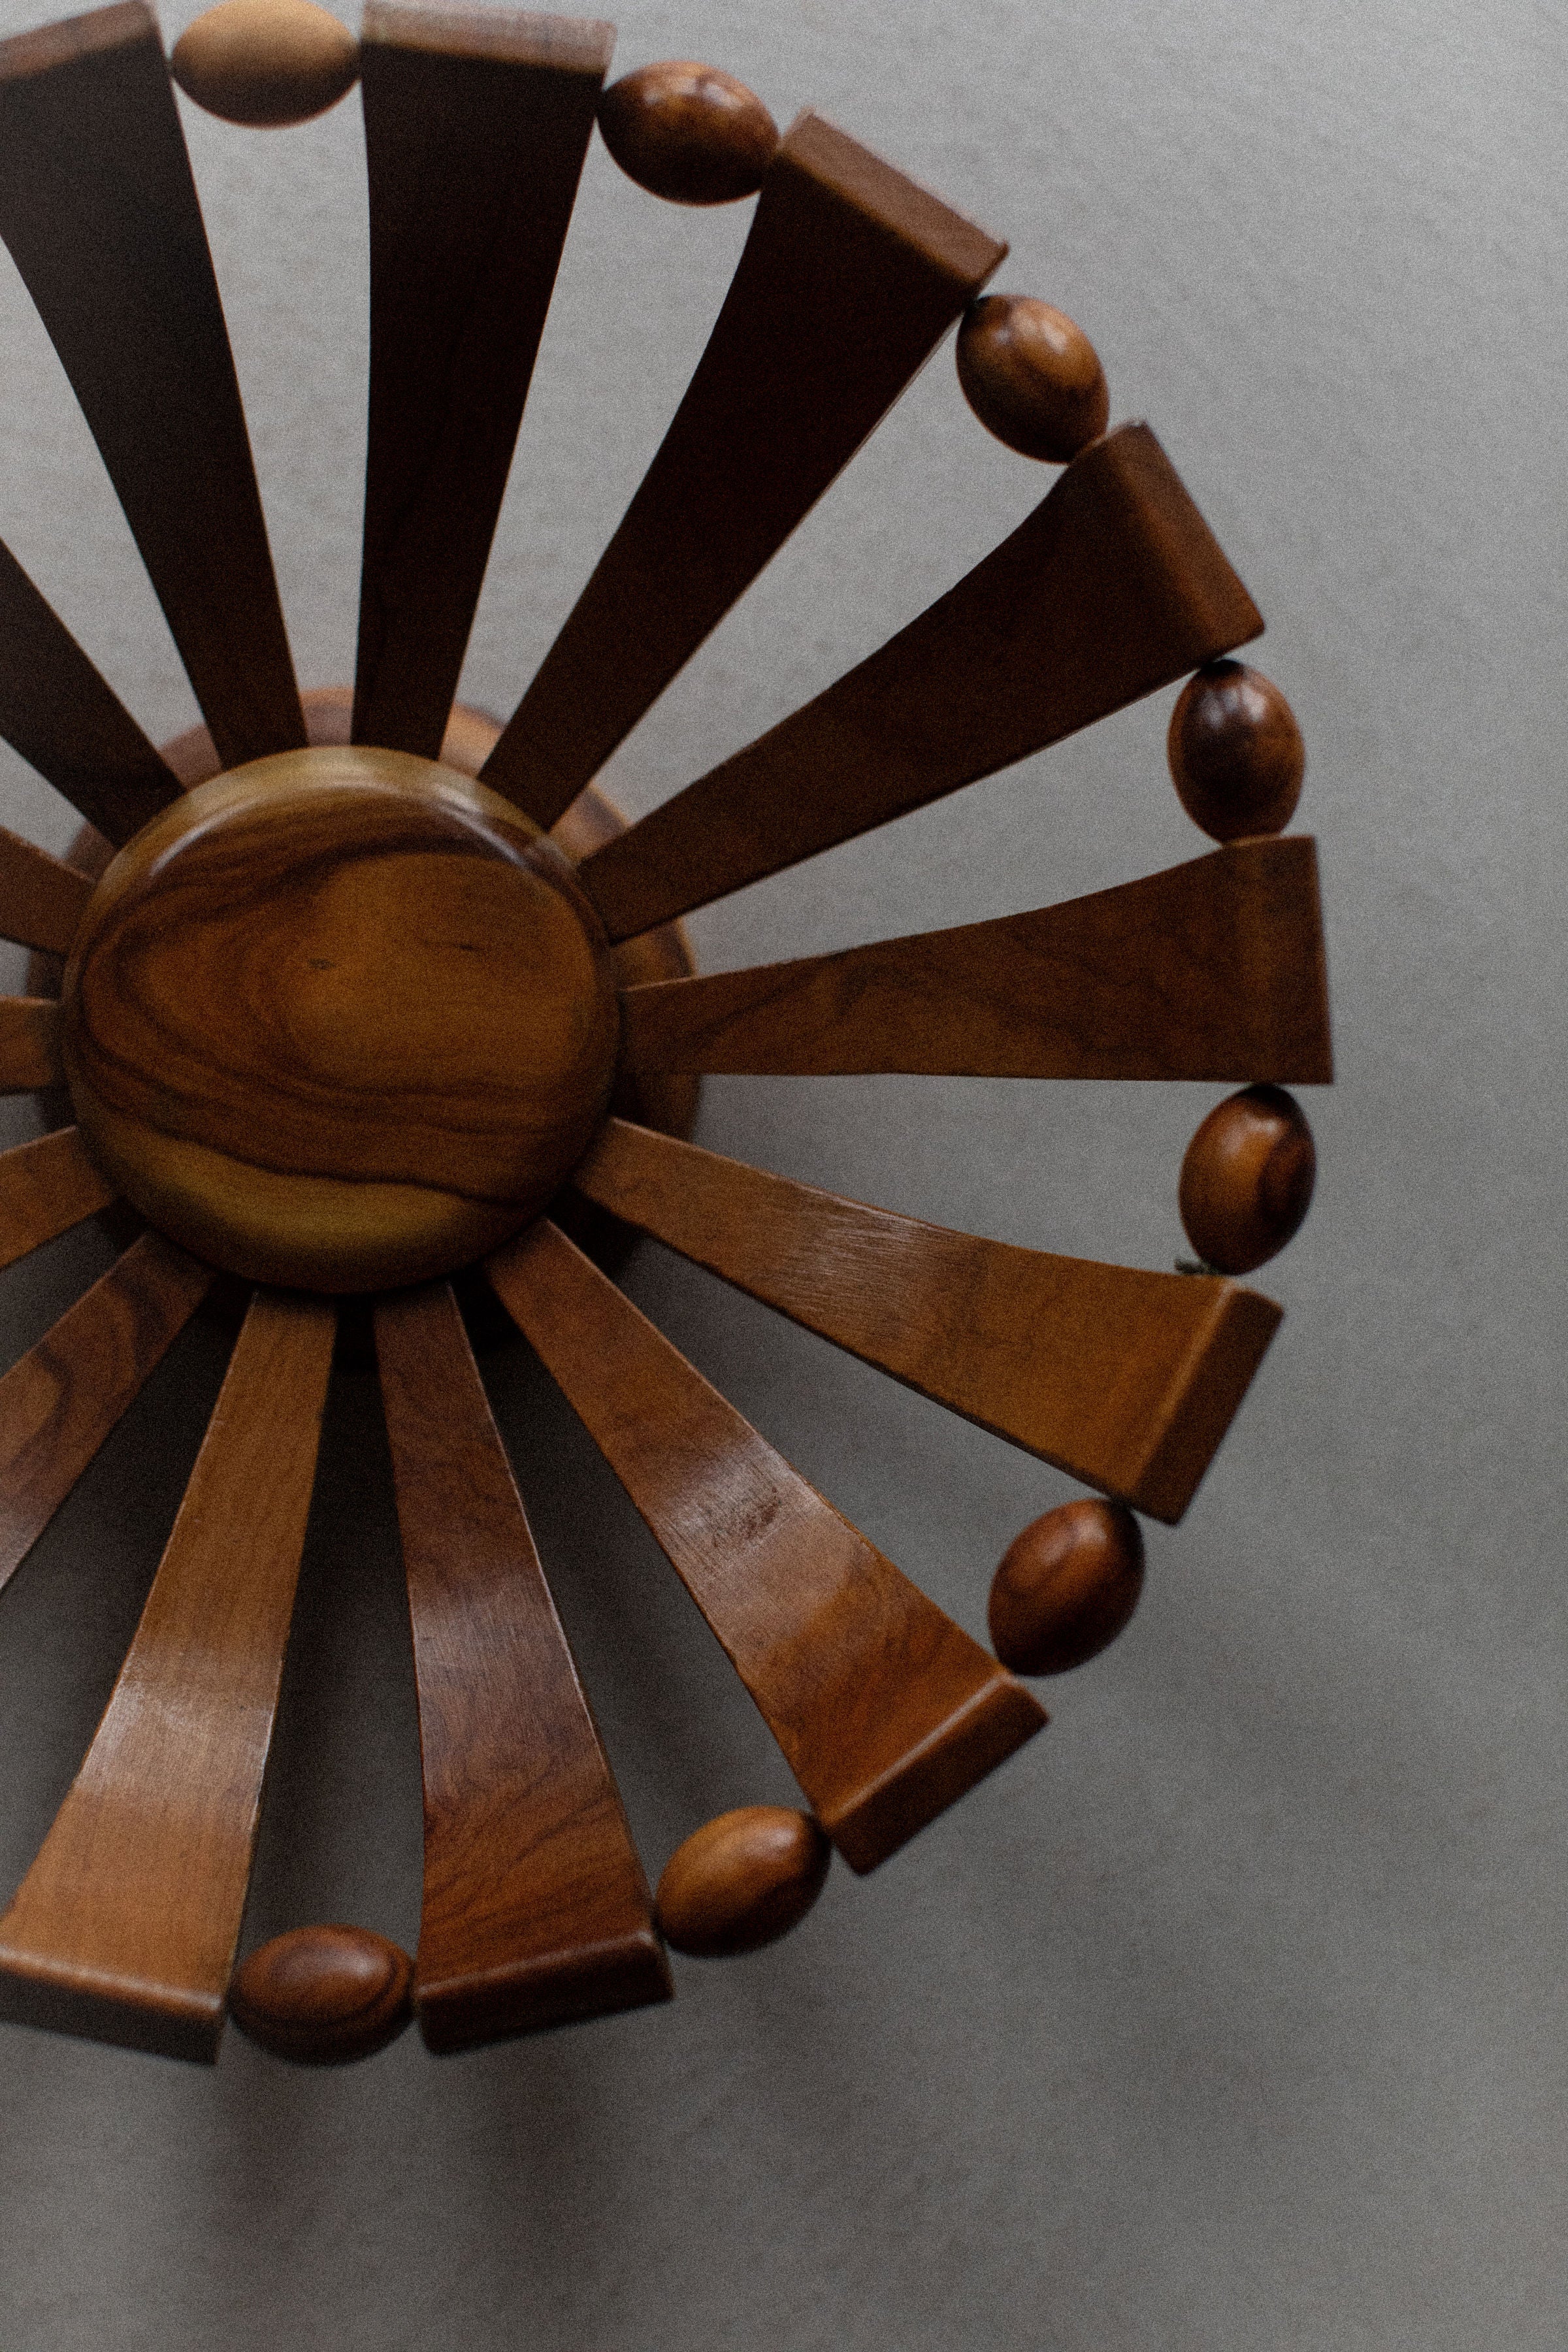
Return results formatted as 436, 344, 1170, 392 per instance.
988, 1498, 1144, 1675
229, 1924, 413, 2063
1167, 661, 1305, 841
1179, 1085, 1316, 1275
656, 1806, 830, 1957
171, 0, 360, 128
956, 295, 1109, 463
598, 62, 778, 205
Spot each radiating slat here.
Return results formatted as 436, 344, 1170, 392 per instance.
0, 2, 305, 771
620, 836, 1333, 1085
485, 1220, 1045, 1872
353, 5, 612, 757
481, 110, 1006, 826
578, 423, 1264, 940
376, 1282, 668, 2051
0, 999, 62, 1092
0, 823, 95, 955
0, 1290, 335, 2061
0, 1130, 117, 1275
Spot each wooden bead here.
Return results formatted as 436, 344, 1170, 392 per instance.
956, 295, 1109, 463
171, 0, 360, 129
598, 62, 777, 205
1179, 1085, 1316, 1275
1167, 660, 1305, 841
230, 1925, 413, 2064
656, 1806, 830, 1957
988, 1499, 1145, 1676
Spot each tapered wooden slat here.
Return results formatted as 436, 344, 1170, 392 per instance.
0, 824, 95, 955
573, 1121, 1281, 1524
0, 3, 305, 771
0, 1130, 117, 1276
621, 836, 1333, 1085
0, 1000, 62, 1092
353, 6, 613, 757
485, 1220, 1046, 1872
0, 1290, 334, 2061
481, 111, 1006, 825
579, 423, 1264, 940
0, 1233, 212, 1592
376, 1282, 668, 2051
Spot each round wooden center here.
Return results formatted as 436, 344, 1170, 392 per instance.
61, 745, 620, 1292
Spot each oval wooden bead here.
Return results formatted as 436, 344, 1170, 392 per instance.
598, 61, 777, 205
1167, 660, 1305, 841
988, 1498, 1144, 1676
171, 0, 359, 129
229, 1924, 413, 2063
1179, 1084, 1316, 1275
956, 295, 1109, 463
656, 1806, 830, 1957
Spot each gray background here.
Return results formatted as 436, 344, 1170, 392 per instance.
0, 0, 1560, 2343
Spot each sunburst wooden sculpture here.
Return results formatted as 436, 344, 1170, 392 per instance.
0, 0, 1331, 2066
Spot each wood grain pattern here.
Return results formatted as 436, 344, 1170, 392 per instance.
0, 1129, 117, 1277
956, 294, 1109, 463
619, 836, 1333, 1086
656, 1806, 830, 1957
376, 1281, 670, 2050
597, 60, 777, 204
485, 1219, 1046, 1871
0, 1290, 335, 2061
571, 1119, 1282, 1523
481, 110, 1005, 826
576, 423, 1264, 939
0, 999, 62, 1092
0, 1, 304, 770
353, 5, 613, 758
171, 0, 360, 127
0, 826, 94, 956
229, 1925, 413, 2064
1168, 659, 1305, 841
988, 1499, 1145, 1676
1179, 1083, 1316, 1274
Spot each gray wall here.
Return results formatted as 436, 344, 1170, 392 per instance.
0, 0, 1560, 2344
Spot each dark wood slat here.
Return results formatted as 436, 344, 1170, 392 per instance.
0, 2, 305, 771
0, 999, 62, 1092
481, 110, 1006, 825
485, 1220, 1045, 1872
579, 423, 1264, 940
0, 1130, 117, 1275
620, 836, 1333, 1085
353, 5, 612, 757
0, 1290, 335, 2061
0, 823, 95, 954
376, 1282, 669, 2050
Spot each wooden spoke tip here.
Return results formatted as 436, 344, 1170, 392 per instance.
988, 1500, 1145, 1677
597, 61, 777, 204
1168, 661, 1305, 841
172, 0, 361, 127
956, 295, 1109, 463
229, 1925, 414, 2064
656, 1808, 831, 1957
1179, 1084, 1316, 1275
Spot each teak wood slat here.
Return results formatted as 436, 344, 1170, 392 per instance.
481, 110, 1005, 826
572, 1120, 1282, 1523
376, 1282, 669, 2051
0, 1290, 335, 2061
0, 1129, 118, 1276
578, 423, 1264, 941
485, 1220, 1046, 1872
353, 5, 613, 758
620, 836, 1333, 1084
0, 823, 95, 955
0, 999, 63, 1093
0, 1, 305, 770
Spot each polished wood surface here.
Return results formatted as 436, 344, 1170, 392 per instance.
0, 2, 304, 770
376, 1281, 669, 2050
171, 0, 359, 125
482, 110, 1005, 826
597, 59, 777, 203
0, 1129, 116, 1278
0, 1290, 334, 2061
956, 295, 1109, 461
353, 5, 612, 758
62, 745, 619, 1290
578, 425, 1264, 939
619, 837, 1333, 1086
988, 1499, 1145, 1676
0, 826, 93, 956
229, 1925, 414, 2064
0, 999, 62, 1093
1168, 659, 1305, 841
1179, 1084, 1316, 1275
656, 1806, 830, 1957
485, 1218, 1046, 1871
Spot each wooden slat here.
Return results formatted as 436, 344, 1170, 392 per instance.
0, 1130, 117, 1275
0, 1290, 335, 2061
578, 423, 1264, 941
0, 1233, 212, 1592
481, 110, 1006, 826
0, 824, 95, 955
620, 836, 1333, 1085
353, 5, 612, 758
572, 1122, 1281, 1524
485, 1220, 1046, 1872
0, 2, 305, 772
0, 999, 62, 1092
376, 1282, 669, 2051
